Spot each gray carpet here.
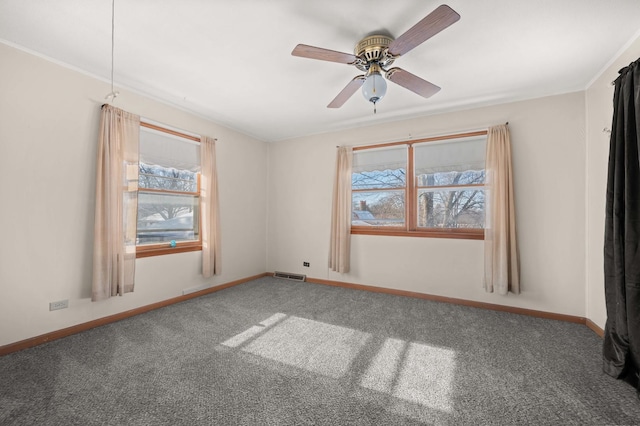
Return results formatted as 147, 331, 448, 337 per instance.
1, 277, 639, 425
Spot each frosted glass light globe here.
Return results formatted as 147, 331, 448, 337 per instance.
362, 72, 387, 103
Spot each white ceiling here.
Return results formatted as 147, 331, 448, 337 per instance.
1, 1, 640, 142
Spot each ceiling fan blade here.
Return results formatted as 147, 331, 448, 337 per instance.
388, 5, 460, 57
328, 76, 366, 108
386, 68, 440, 98
292, 44, 357, 64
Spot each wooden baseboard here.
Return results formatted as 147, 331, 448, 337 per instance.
0, 272, 270, 357
585, 318, 605, 337
306, 276, 588, 325
1, 271, 604, 357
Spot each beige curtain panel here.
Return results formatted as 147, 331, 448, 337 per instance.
484, 124, 520, 294
92, 105, 140, 301
329, 146, 353, 273
201, 136, 221, 277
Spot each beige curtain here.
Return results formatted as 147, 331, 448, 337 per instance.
329, 146, 353, 273
92, 105, 140, 301
201, 136, 221, 277
484, 124, 519, 294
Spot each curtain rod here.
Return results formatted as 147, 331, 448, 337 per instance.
140, 122, 201, 142
336, 122, 509, 149
336, 129, 490, 150
352, 130, 488, 151
99, 104, 217, 142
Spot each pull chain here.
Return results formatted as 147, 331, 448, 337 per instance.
105, 0, 119, 101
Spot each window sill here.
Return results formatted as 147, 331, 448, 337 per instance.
351, 227, 484, 240
136, 242, 202, 258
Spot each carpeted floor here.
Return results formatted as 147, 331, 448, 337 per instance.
1, 277, 639, 425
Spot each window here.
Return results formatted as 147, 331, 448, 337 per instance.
136, 123, 202, 257
352, 146, 407, 227
351, 131, 487, 239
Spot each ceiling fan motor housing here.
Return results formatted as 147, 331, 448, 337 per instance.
354, 35, 395, 71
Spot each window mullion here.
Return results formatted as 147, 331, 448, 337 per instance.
416, 183, 485, 190
407, 144, 415, 231
139, 188, 200, 197
352, 187, 404, 193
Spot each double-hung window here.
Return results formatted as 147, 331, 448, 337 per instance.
352, 145, 407, 227
351, 131, 487, 239
136, 123, 202, 257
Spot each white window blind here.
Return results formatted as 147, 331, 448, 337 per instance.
414, 136, 486, 175
352, 145, 407, 174
139, 127, 200, 172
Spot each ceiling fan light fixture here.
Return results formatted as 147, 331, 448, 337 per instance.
362, 64, 387, 106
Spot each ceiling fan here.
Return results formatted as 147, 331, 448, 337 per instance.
291, 4, 460, 113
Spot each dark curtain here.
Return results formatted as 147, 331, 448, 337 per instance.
603, 57, 640, 391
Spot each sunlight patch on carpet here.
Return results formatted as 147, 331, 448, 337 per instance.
242, 316, 371, 379
221, 313, 456, 412
221, 313, 287, 348
221, 326, 265, 348
222, 314, 371, 378
361, 338, 456, 412
360, 338, 406, 393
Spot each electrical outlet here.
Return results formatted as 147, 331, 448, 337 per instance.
49, 299, 69, 311
303, 262, 310, 267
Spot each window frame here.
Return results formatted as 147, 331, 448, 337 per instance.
136, 122, 203, 258
350, 130, 487, 240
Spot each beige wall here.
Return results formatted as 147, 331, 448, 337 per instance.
268, 92, 587, 316
585, 34, 640, 329
0, 43, 268, 346
3, 30, 640, 347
